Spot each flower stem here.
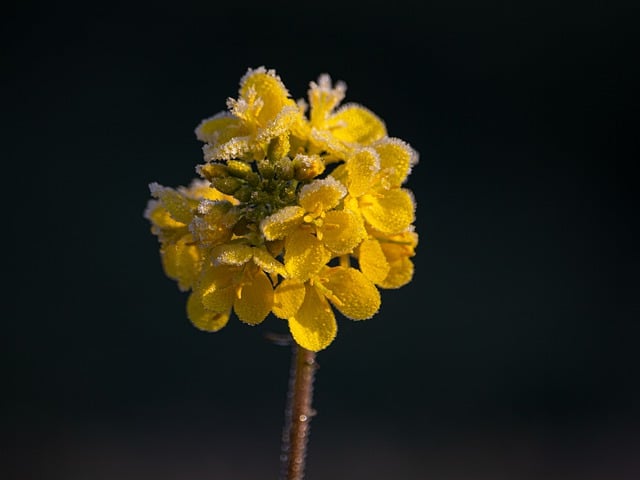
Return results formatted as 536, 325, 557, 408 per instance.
279, 345, 317, 480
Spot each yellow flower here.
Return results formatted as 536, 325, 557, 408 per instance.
336, 138, 418, 235
195, 67, 304, 161
305, 74, 388, 158
144, 180, 233, 290
272, 266, 381, 351
146, 67, 419, 351
357, 228, 418, 289
260, 177, 366, 281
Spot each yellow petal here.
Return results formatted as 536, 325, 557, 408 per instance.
198, 265, 237, 312
285, 230, 331, 282
252, 247, 287, 277
260, 206, 305, 241
273, 279, 306, 319
149, 183, 195, 225
322, 267, 380, 320
234, 268, 273, 325
373, 137, 417, 187
298, 177, 346, 213
379, 257, 415, 289
345, 148, 380, 197
358, 238, 391, 284
187, 292, 230, 332
239, 67, 294, 126
288, 284, 337, 352
144, 200, 184, 230
326, 104, 387, 145
309, 127, 350, 157
213, 243, 253, 266
160, 235, 201, 291
308, 74, 346, 126
360, 188, 415, 234
320, 210, 366, 255
194, 112, 241, 144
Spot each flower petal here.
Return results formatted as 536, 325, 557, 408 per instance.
149, 183, 196, 225
273, 279, 306, 319
239, 67, 294, 126
160, 235, 201, 291
260, 206, 305, 241
187, 292, 230, 332
288, 284, 337, 351
213, 243, 254, 266
285, 230, 331, 282
320, 210, 366, 254
323, 267, 380, 320
252, 247, 287, 277
358, 238, 391, 284
195, 112, 241, 144
308, 74, 346, 125
360, 188, 415, 234
373, 137, 417, 188
198, 265, 237, 312
326, 104, 387, 145
379, 257, 415, 289
298, 177, 346, 212
234, 268, 273, 325
345, 147, 380, 197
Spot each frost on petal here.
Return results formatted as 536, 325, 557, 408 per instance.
149, 183, 196, 225
345, 148, 380, 197
326, 104, 387, 145
144, 199, 185, 230
360, 188, 415, 234
320, 210, 366, 255
160, 235, 201, 291
309, 127, 350, 157
239, 67, 294, 126
255, 105, 299, 143
308, 74, 347, 126
358, 238, 391, 284
373, 137, 418, 188
273, 279, 306, 319
204, 135, 251, 161
187, 292, 230, 332
288, 284, 337, 352
322, 267, 380, 320
195, 112, 240, 144
285, 230, 331, 282
252, 247, 287, 277
234, 268, 273, 325
298, 177, 347, 212
198, 265, 237, 313
213, 243, 253, 266
260, 206, 305, 241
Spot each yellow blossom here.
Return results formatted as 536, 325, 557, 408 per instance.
145, 67, 418, 351
305, 74, 388, 157
260, 177, 366, 281
195, 67, 304, 161
272, 266, 381, 351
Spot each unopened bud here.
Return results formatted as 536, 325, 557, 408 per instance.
211, 177, 243, 195
197, 162, 228, 181
293, 154, 325, 180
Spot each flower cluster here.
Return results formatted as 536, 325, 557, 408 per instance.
145, 67, 418, 351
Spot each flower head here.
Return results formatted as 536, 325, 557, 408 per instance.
145, 67, 418, 351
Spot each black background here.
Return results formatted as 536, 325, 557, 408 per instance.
4, 1, 639, 479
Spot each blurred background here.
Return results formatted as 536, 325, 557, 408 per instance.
3, 1, 638, 479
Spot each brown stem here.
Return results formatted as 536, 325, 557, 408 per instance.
279, 345, 317, 480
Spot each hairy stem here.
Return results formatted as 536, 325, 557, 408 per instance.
279, 345, 317, 480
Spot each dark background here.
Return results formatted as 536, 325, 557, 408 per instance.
4, 1, 638, 479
